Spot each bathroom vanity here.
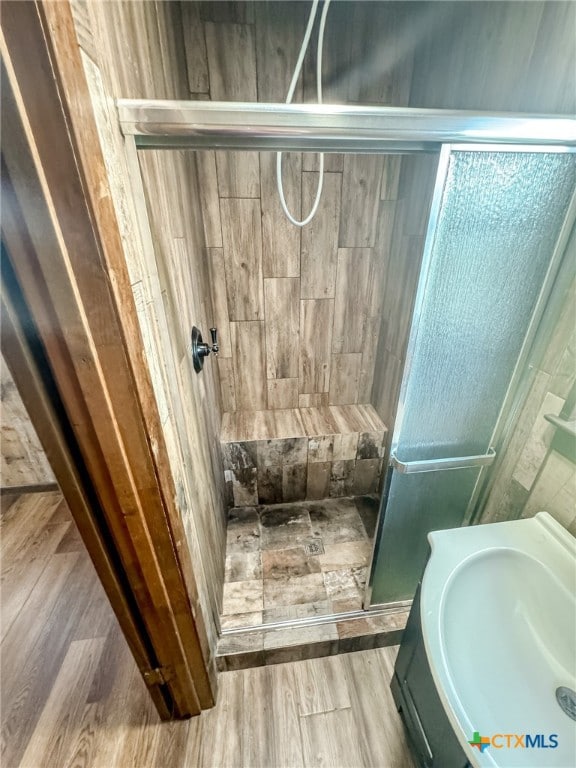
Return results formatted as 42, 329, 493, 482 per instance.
391, 581, 470, 768
392, 513, 576, 768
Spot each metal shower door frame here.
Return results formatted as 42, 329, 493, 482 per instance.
117, 100, 576, 152
363, 142, 576, 610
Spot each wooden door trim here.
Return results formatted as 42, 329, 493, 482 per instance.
1, 0, 214, 717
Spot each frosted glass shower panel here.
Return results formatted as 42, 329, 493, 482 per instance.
371, 467, 481, 603
397, 150, 576, 463
369, 149, 576, 605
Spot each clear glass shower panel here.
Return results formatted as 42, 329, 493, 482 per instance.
369, 149, 576, 606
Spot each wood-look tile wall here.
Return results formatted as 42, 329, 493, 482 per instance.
0, 354, 55, 488
198, 145, 403, 413
183, 0, 574, 426
71, 0, 228, 655
183, 1, 415, 413
481, 262, 576, 528
409, 0, 576, 114
370, 154, 439, 431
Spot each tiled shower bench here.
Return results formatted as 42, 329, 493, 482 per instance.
220, 405, 388, 506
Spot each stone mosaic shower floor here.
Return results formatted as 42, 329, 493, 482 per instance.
221, 495, 379, 630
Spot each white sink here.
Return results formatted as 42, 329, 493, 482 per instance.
421, 512, 576, 767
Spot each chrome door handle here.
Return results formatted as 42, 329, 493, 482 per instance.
390, 448, 496, 474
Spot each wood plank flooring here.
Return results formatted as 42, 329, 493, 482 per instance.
1, 492, 414, 768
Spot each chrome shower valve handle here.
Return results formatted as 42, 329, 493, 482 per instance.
209, 327, 219, 354
191, 325, 218, 373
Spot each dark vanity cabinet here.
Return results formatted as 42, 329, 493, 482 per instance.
391, 583, 471, 768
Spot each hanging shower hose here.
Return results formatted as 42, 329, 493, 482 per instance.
276, 0, 332, 226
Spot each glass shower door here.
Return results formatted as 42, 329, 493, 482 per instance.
367, 145, 576, 606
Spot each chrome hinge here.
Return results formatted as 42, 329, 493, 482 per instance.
142, 666, 173, 687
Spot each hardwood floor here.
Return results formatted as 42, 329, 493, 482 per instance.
1, 492, 414, 768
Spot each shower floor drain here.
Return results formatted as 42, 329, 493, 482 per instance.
556, 687, 576, 721
304, 539, 324, 556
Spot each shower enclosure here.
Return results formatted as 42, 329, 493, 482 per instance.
367, 145, 576, 605
119, 100, 576, 617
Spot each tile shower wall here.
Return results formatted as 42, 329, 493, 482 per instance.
521, 449, 576, 534
182, 1, 414, 412
181, 1, 574, 428
71, 0, 228, 659
481, 267, 576, 530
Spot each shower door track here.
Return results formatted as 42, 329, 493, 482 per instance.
117, 100, 576, 152
219, 602, 412, 637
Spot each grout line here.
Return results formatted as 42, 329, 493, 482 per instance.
217, 194, 262, 200
0, 483, 59, 496
200, 16, 212, 97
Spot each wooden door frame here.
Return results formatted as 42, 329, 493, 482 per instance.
1, 1, 215, 719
